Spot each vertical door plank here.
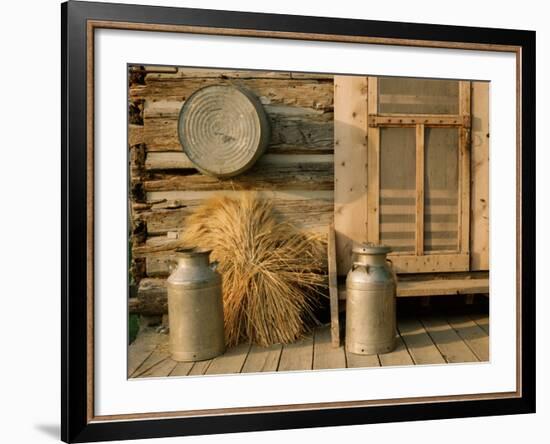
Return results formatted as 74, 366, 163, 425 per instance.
313, 325, 346, 370
458, 81, 471, 255
470, 81, 490, 270
334, 76, 369, 274
415, 124, 425, 255
367, 77, 380, 244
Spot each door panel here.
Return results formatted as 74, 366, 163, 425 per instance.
424, 127, 460, 253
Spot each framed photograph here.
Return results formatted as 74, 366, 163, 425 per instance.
62, 1, 535, 442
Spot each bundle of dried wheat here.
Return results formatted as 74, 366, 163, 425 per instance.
180, 194, 326, 347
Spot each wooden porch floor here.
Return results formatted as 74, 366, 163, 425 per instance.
128, 313, 489, 378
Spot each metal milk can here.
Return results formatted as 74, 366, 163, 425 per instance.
345, 244, 396, 355
167, 248, 225, 361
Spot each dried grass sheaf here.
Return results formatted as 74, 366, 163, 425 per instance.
180, 194, 327, 347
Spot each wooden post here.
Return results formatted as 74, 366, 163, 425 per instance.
328, 221, 340, 347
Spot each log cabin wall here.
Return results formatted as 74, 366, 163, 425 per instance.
128, 66, 334, 314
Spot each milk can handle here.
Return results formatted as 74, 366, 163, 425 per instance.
386, 258, 398, 283
168, 258, 177, 273
352, 262, 369, 273
210, 260, 220, 272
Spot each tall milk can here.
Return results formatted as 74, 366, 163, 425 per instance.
167, 248, 225, 361
345, 244, 397, 355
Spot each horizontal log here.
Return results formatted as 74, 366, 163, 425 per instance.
145, 190, 334, 206
143, 154, 334, 192
130, 78, 333, 111
142, 102, 333, 153
139, 190, 333, 234
145, 152, 331, 171
133, 190, 333, 253
145, 152, 195, 170
137, 199, 332, 277
142, 67, 334, 81
133, 236, 182, 256
145, 67, 291, 80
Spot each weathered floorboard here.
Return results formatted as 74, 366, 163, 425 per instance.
447, 315, 489, 361
469, 313, 490, 335
127, 313, 487, 377
241, 344, 283, 373
278, 335, 314, 372
313, 325, 346, 370
138, 357, 178, 378
206, 343, 251, 375
345, 350, 380, 368
127, 330, 165, 376
170, 361, 195, 377
378, 336, 414, 367
187, 360, 213, 376
421, 317, 479, 363
398, 318, 446, 365
132, 347, 170, 377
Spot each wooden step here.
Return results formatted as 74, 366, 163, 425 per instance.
338, 277, 489, 299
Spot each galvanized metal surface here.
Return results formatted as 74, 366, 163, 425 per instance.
167, 248, 225, 362
178, 85, 270, 178
345, 244, 397, 355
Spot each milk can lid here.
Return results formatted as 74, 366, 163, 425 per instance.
352, 243, 392, 255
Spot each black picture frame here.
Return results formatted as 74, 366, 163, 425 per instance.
61, 1, 536, 442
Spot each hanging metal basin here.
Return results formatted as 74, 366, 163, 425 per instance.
178, 85, 270, 178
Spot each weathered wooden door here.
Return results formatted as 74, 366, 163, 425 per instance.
335, 77, 471, 273
365, 77, 471, 273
